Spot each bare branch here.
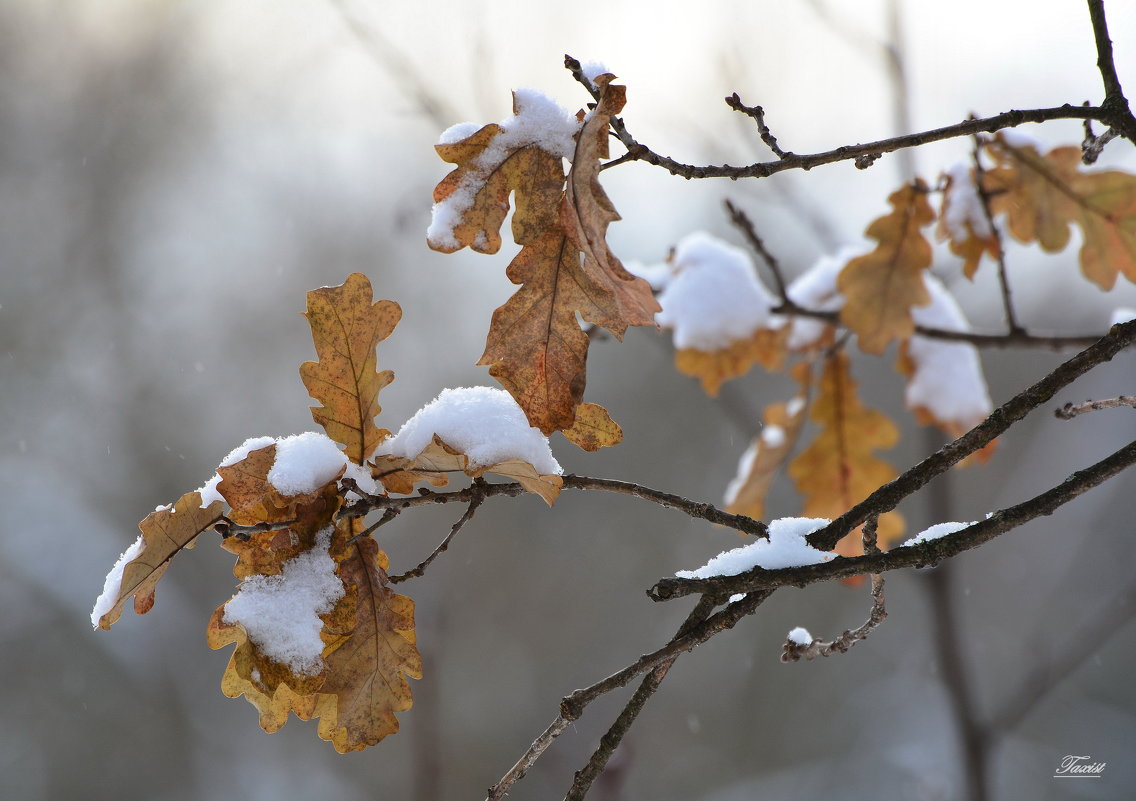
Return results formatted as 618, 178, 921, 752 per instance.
1055, 394, 1136, 419
1087, 0, 1136, 143
388, 490, 484, 583
651, 436, 1136, 601
971, 138, 1023, 335
724, 93, 791, 159
724, 198, 792, 301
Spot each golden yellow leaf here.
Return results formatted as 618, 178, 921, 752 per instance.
725, 390, 809, 525
300, 273, 401, 464
985, 136, 1136, 289
788, 352, 904, 557
95, 491, 223, 629
208, 521, 421, 753
937, 166, 1000, 279
561, 402, 623, 451
673, 327, 787, 396
838, 180, 935, 354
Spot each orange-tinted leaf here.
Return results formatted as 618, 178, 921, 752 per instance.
428, 93, 571, 254
473, 80, 658, 434
838, 180, 935, 353
673, 327, 787, 396
94, 491, 223, 629
300, 273, 401, 464
561, 402, 623, 451
788, 352, 904, 557
725, 392, 809, 524
985, 136, 1136, 289
216, 443, 343, 530
315, 527, 421, 752
937, 165, 1000, 279
208, 521, 420, 752
562, 76, 660, 334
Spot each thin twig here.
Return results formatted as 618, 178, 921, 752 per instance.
651, 436, 1136, 600
1055, 394, 1136, 419
1086, 0, 1136, 144
808, 320, 1136, 552
781, 517, 887, 662
348, 506, 399, 546
487, 594, 735, 801
389, 494, 484, 583
724, 93, 792, 159
563, 596, 717, 801
343, 474, 771, 538
724, 198, 792, 301
213, 517, 296, 541
971, 138, 1022, 335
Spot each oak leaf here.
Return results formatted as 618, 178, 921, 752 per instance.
435, 82, 657, 434
300, 273, 401, 464
788, 352, 904, 563
561, 402, 623, 452
984, 136, 1136, 289
673, 328, 787, 396
838, 180, 935, 354
725, 386, 809, 524
373, 435, 563, 506
207, 521, 421, 753
215, 443, 343, 533
94, 491, 223, 629
937, 164, 1000, 279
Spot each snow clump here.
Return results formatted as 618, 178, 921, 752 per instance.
675, 517, 834, 579
377, 386, 561, 474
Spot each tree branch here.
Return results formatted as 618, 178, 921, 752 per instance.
1086, 0, 1136, 143
388, 490, 484, 583
807, 320, 1136, 552
1055, 394, 1136, 419
651, 436, 1136, 600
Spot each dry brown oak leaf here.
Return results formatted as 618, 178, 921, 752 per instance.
300, 272, 401, 465
788, 352, 904, 567
208, 520, 420, 753
984, 135, 1136, 290
430, 81, 657, 434
838, 179, 935, 354
94, 490, 223, 629
373, 434, 563, 506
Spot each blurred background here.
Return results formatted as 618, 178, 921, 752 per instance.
3, 1, 1136, 799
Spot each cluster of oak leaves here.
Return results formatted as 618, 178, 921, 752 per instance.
93, 75, 1136, 751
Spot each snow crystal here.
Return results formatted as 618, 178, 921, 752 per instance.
729, 593, 746, 604
942, 162, 992, 244
222, 527, 344, 675
785, 247, 864, 349
761, 424, 785, 449
722, 441, 759, 507
427, 89, 580, 251
437, 121, 482, 145
341, 460, 378, 499
196, 432, 354, 507
219, 435, 276, 468
1109, 307, 1136, 326
579, 60, 612, 86
905, 520, 973, 546
268, 432, 348, 497
675, 517, 834, 578
377, 386, 561, 474
786, 395, 806, 418
656, 231, 779, 350
906, 275, 992, 430
787, 626, 813, 646
91, 535, 144, 628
